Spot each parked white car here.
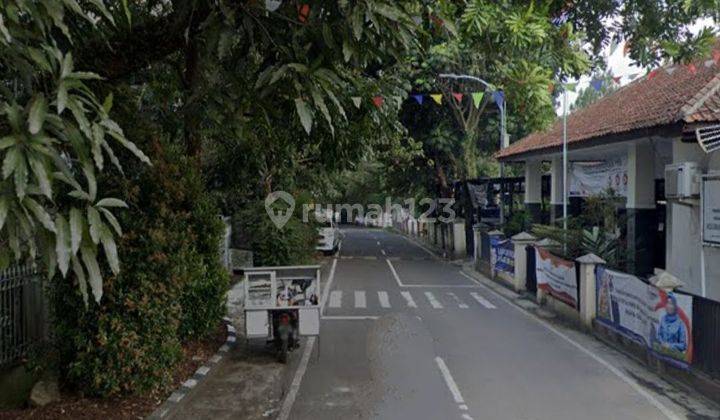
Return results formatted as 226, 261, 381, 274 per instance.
316, 220, 341, 254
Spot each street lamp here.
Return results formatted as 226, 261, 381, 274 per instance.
437, 73, 507, 224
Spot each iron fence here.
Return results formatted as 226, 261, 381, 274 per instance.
0, 264, 46, 367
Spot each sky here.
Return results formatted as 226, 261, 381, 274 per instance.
556, 18, 717, 115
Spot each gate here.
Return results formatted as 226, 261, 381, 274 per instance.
525, 245, 537, 293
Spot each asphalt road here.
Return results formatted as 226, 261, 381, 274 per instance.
283, 227, 719, 420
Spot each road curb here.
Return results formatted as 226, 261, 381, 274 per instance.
147, 319, 238, 419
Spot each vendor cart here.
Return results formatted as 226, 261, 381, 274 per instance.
243, 265, 321, 363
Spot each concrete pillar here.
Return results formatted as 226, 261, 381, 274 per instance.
473, 224, 482, 268
550, 156, 564, 223
626, 141, 657, 276
452, 220, 467, 258
524, 160, 543, 223
512, 232, 536, 292
576, 253, 606, 329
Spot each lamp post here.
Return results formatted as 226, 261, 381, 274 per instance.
437, 73, 507, 224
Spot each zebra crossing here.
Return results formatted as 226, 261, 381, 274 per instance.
325, 290, 497, 310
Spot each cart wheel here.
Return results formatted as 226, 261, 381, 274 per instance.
278, 339, 288, 364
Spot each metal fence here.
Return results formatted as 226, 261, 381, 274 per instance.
0, 264, 47, 367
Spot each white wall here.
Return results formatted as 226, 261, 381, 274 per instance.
667, 140, 720, 300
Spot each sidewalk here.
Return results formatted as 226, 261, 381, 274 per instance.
156, 260, 332, 420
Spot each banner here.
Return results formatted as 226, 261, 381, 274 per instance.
492, 239, 514, 275
569, 156, 627, 197
596, 267, 693, 368
535, 247, 577, 308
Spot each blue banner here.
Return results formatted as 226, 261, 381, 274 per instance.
491, 238, 514, 275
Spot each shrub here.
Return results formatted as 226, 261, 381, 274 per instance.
233, 200, 317, 267
49, 123, 228, 396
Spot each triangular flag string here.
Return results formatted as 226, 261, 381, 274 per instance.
472, 92, 484, 108
265, 0, 282, 12
372, 96, 384, 108
351, 97, 362, 109
364, 49, 720, 111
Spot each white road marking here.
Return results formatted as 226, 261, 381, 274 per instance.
377, 240, 381, 246
462, 414, 475, 420
380, 249, 386, 256
320, 258, 338, 315
386, 259, 405, 287
424, 292, 443, 309
435, 357, 465, 404
277, 336, 316, 420
461, 270, 682, 420
459, 404, 468, 411
329, 290, 342, 308
387, 259, 480, 288
322, 315, 379, 320
470, 292, 496, 309
447, 292, 469, 309
378, 291, 391, 308
355, 291, 366, 308
401, 291, 417, 308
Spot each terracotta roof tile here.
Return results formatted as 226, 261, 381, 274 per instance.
498, 49, 720, 160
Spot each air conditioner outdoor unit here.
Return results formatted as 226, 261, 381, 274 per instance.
665, 162, 701, 199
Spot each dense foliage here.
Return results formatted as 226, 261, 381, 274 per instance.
51, 130, 227, 396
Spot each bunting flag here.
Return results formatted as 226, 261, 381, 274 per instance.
687, 63, 697, 75
563, 82, 577, 92
265, 0, 282, 12
412, 94, 424, 105
612, 76, 622, 84
713, 50, 720, 64
548, 82, 555, 94
430, 94, 443, 105
627, 73, 639, 80
647, 69, 659, 80
590, 78, 603, 91
492, 91, 505, 109
298, 4, 310, 23
372, 95, 384, 108
452, 92, 464, 103
412, 15, 423, 25
706, 59, 716, 68
351, 97, 362, 108
472, 92, 485, 108
623, 41, 631, 56
666, 66, 677, 75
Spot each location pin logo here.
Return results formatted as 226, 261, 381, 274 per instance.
265, 191, 295, 229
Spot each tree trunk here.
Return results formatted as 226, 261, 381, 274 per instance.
183, 29, 202, 161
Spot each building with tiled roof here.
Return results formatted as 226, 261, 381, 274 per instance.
495, 47, 720, 302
